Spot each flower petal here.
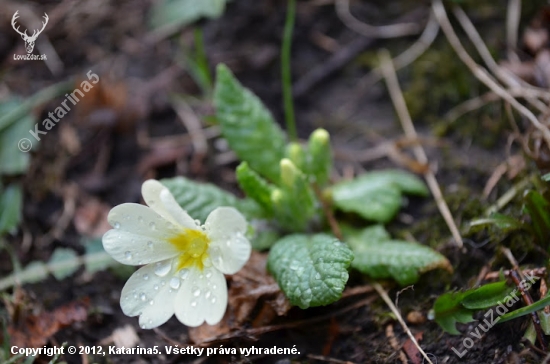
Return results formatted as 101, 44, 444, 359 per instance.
205, 207, 251, 274
142, 179, 197, 229
174, 267, 228, 327
103, 203, 183, 265
120, 261, 177, 328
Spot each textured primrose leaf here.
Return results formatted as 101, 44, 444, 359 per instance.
469, 213, 525, 234
214, 64, 287, 182
272, 159, 317, 231
0, 184, 22, 235
0, 100, 36, 175
461, 281, 514, 310
331, 170, 428, 223
162, 176, 262, 222
149, 0, 226, 31
236, 162, 275, 216
346, 225, 452, 285
48, 248, 80, 280
268, 234, 354, 309
433, 291, 475, 335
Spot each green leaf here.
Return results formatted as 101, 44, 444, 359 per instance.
524, 190, 550, 245
268, 234, 354, 309
346, 225, 452, 285
499, 294, 550, 324
236, 162, 275, 216
461, 281, 514, 309
0, 100, 36, 175
469, 213, 525, 233
149, 0, 226, 31
433, 291, 475, 335
214, 64, 287, 182
83, 238, 117, 274
161, 176, 262, 222
307, 128, 332, 186
272, 159, 317, 231
48, 248, 80, 280
0, 184, 22, 235
331, 170, 428, 223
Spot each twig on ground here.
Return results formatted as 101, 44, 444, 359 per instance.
379, 49, 463, 248
452, 5, 549, 113
484, 267, 546, 281
506, 0, 521, 63
432, 0, 550, 149
335, 0, 422, 38
307, 354, 356, 364
385, 324, 408, 364
338, 10, 439, 118
373, 283, 433, 364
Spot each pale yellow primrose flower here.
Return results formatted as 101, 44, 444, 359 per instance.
102, 180, 251, 329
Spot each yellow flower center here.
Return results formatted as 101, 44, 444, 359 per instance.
168, 228, 210, 271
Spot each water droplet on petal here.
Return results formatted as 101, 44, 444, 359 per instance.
137, 260, 143, 265
212, 284, 217, 290
148, 319, 153, 325
169, 277, 180, 289
191, 300, 197, 307
124, 251, 132, 260
133, 293, 138, 299
205, 290, 211, 299
149, 300, 154, 305
179, 269, 189, 279
194, 219, 201, 226
113, 221, 121, 229
154, 261, 171, 277
138, 216, 144, 223
205, 271, 212, 278
226, 240, 231, 247
140, 293, 147, 301
192, 286, 201, 297
149, 222, 156, 230
143, 274, 149, 281
141, 323, 146, 329
147, 241, 154, 249
211, 296, 217, 304
154, 285, 159, 290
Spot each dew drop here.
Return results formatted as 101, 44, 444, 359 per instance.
205, 272, 212, 278
113, 221, 121, 229
199, 274, 204, 279
211, 296, 217, 304
149, 300, 154, 306
179, 269, 189, 279
225, 240, 231, 247
147, 241, 154, 249
192, 286, 201, 297
169, 277, 180, 289
148, 319, 153, 325
212, 284, 217, 290
161, 281, 166, 286
124, 251, 132, 260
168, 289, 173, 293
140, 293, 147, 301
138, 216, 144, 223
143, 274, 149, 281
205, 290, 211, 299
141, 323, 146, 329
154, 284, 159, 290
154, 261, 171, 277
137, 260, 143, 265
191, 300, 197, 307
133, 293, 138, 299
149, 222, 156, 230
194, 219, 201, 226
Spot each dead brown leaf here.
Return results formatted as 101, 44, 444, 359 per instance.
8, 295, 90, 348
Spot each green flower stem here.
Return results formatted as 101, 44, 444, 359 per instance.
281, 0, 297, 140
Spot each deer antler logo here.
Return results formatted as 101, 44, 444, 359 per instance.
11, 11, 49, 54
